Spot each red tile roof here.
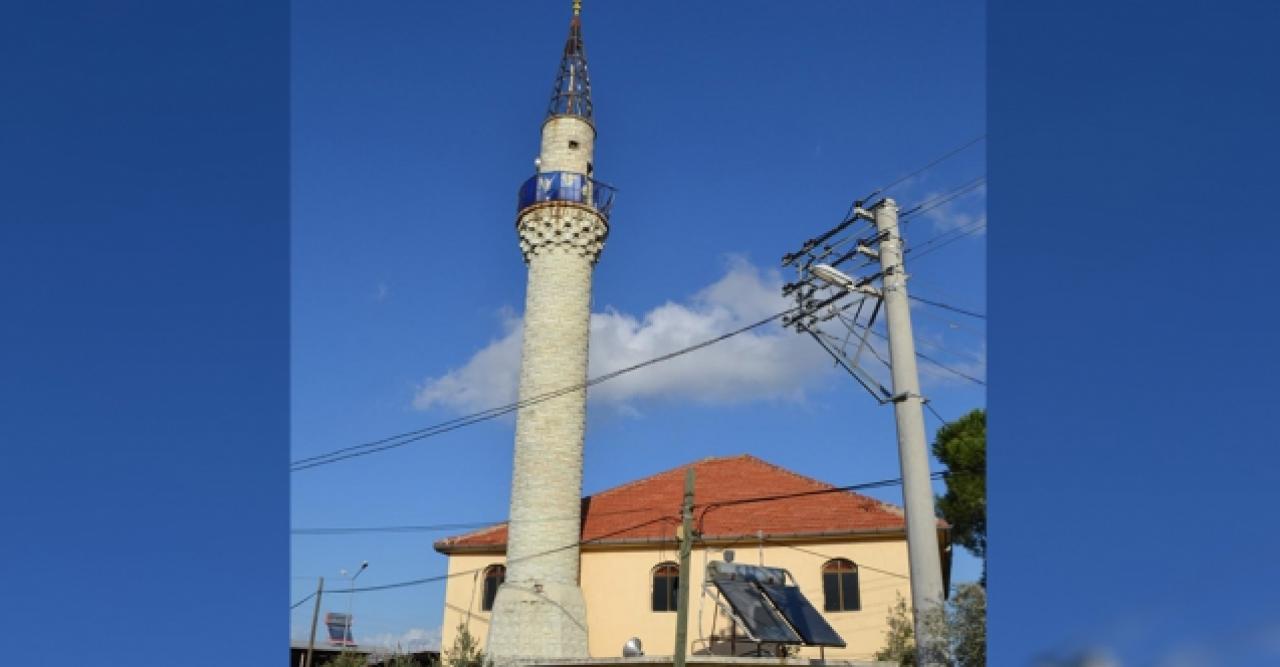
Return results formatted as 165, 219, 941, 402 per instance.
434, 454, 930, 553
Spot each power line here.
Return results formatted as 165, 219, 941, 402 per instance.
293, 522, 500, 536
321, 513, 678, 596
906, 299, 984, 334
822, 312, 986, 388
292, 307, 797, 472
292, 470, 981, 602
819, 135, 986, 250
906, 276, 987, 318
294, 473, 966, 537
789, 145, 986, 281
900, 176, 986, 220
758, 538, 910, 580
809, 326, 974, 422
915, 347, 985, 386
906, 216, 987, 256
291, 591, 316, 610
862, 135, 986, 203
785, 190, 986, 396
910, 223, 986, 263
695, 471, 954, 530
803, 325, 892, 403
908, 294, 985, 320
293, 505, 664, 535
925, 401, 950, 426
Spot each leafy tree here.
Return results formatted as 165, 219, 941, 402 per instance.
874, 595, 919, 665
321, 652, 368, 667
874, 595, 950, 666
932, 409, 986, 574
950, 584, 986, 667
443, 624, 490, 667
874, 584, 986, 667
385, 651, 430, 667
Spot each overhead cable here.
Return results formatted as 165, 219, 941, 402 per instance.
293, 470, 979, 601
860, 135, 986, 205
909, 223, 986, 263
290, 591, 315, 610
292, 307, 797, 472
908, 294, 986, 320
900, 176, 986, 220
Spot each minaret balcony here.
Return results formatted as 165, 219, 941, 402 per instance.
517, 171, 616, 219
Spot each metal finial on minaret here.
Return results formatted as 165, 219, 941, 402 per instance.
547, 0, 592, 120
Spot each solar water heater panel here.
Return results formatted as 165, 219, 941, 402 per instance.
760, 584, 847, 647
713, 579, 802, 644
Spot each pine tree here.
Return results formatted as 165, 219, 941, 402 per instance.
932, 409, 986, 583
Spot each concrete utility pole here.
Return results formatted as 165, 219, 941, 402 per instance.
783, 194, 951, 662
305, 576, 324, 667
673, 468, 695, 667
868, 198, 946, 663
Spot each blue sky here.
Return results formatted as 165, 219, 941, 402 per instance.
290, 0, 985, 650
988, 2, 1280, 664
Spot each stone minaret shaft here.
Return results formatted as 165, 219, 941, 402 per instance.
485, 6, 608, 662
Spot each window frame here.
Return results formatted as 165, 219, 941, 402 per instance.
821, 558, 861, 612
481, 563, 506, 612
651, 561, 680, 613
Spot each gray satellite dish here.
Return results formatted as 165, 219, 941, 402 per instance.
622, 637, 644, 657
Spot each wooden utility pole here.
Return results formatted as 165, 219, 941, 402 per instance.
305, 576, 324, 667
673, 468, 696, 667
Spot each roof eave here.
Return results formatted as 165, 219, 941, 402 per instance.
434, 525, 919, 555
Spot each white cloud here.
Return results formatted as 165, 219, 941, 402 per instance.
358, 626, 442, 652
1256, 620, 1280, 656
413, 258, 832, 413
915, 338, 987, 388
375, 282, 390, 303
918, 182, 986, 235
1033, 649, 1122, 667
1156, 644, 1217, 667
1077, 650, 1122, 667
413, 310, 524, 412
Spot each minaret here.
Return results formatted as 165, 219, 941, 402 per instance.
485, 1, 611, 662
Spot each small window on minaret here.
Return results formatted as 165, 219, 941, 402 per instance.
568, 140, 580, 150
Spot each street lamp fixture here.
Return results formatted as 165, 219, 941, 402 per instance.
341, 561, 368, 650
810, 263, 857, 290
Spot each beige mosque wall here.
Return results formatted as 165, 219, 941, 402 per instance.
441, 536, 915, 662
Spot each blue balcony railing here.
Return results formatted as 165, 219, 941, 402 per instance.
517, 171, 616, 219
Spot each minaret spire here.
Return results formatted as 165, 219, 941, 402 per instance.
547, 1, 592, 120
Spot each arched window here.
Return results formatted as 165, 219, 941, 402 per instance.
481, 564, 506, 612
822, 559, 860, 612
651, 562, 680, 612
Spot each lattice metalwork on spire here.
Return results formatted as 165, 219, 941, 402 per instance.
546, 9, 593, 120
